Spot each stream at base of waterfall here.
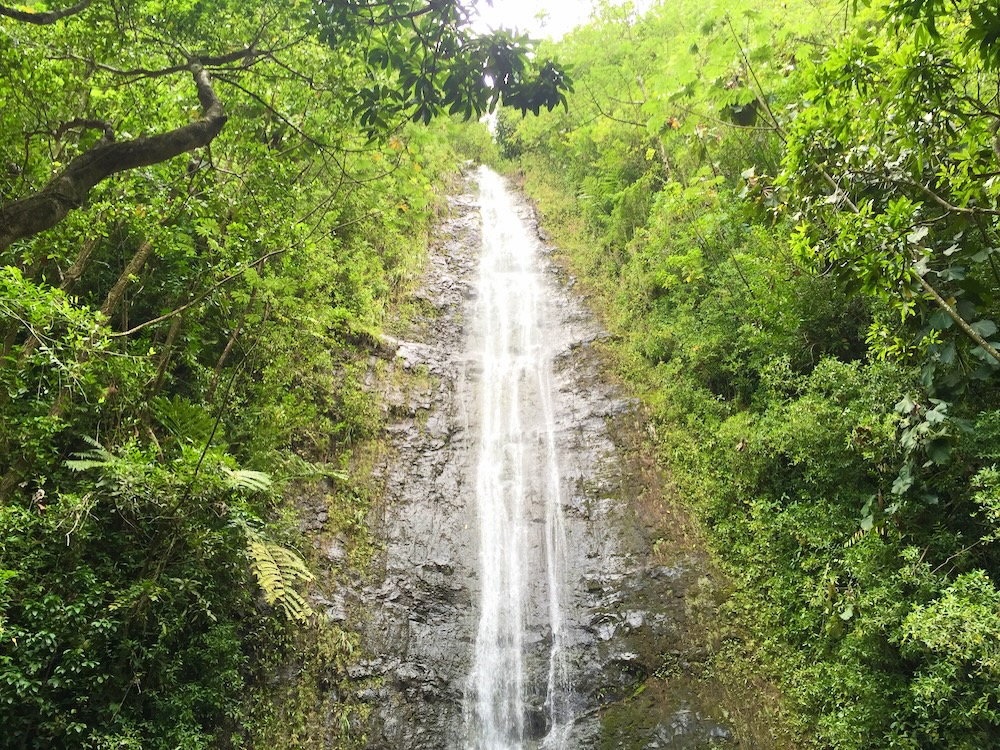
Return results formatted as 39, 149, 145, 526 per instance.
353, 167, 734, 750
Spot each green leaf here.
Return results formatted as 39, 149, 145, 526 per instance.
926, 437, 952, 465
971, 320, 998, 338
906, 225, 929, 244
929, 310, 954, 330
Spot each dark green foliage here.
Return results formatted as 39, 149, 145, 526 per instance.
0, 1, 496, 747
317, 0, 571, 129
0, 446, 269, 748
509, 0, 1000, 746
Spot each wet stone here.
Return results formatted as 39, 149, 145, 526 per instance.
352, 169, 733, 750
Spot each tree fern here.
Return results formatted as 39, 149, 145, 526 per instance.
221, 466, 273, 493
242, 525, 314, 623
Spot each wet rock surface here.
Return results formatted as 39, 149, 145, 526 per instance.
357, 170, 732, 749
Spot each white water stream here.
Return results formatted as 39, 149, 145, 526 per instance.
364, 166, 731, 750
465, 167, 573, 749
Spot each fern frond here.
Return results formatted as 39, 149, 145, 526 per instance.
327, 468, 349, 482
65, 437, 112, 472
152, 395, 215, 445
221, 466, 272, 493
64, 459, 109, 472
247, 535, 314, 622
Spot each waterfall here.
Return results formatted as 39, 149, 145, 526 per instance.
466, 167, 572, 750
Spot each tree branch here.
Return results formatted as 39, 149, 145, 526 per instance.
213, 73, 327, 148
0, 63, 227, 251
109, 248, 288, 337
727, 17, 786, 142
55, 118, 115, 142
0, 0, 92, 24
100, 238, 155, 319
898, 176, 1000, 217
818, 167, 1000, 365
914, 273, 1000, 364
54, 46, 266, 81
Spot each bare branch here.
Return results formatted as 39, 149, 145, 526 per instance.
55, 118, 115, 142
0, 0, 93, 24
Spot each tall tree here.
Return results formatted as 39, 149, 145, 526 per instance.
0, 0, 569, 250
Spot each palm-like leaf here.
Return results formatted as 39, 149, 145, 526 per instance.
65, 436, 112, 472
246, 535, 314, 623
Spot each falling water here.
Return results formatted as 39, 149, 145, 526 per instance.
466, 167, 573, 750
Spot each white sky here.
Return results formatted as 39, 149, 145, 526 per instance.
473, 0, 597, 40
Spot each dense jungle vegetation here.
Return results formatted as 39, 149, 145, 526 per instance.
506, 0, 1000, 747
0, 1, 565, 747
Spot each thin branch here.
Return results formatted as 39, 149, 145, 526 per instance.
898, 176, 1000, 217
915, 273, 1000, 363
727, 17, 786, 142
53, 46, 264, 81
597, 81, 779, 134
213, 73, 328, 149
929, 541, 982, 576
583, 83, 646, 129
55, 118, 115, 142
177, 339, 259, 511
112, 200, 405, 339
819, 166, 1000, 365
820, 170, 860, 213
109, 248, 288, 337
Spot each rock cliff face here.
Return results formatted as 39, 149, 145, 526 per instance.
356, 171, 732, 749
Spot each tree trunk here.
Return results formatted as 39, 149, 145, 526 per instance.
61, 234, 100, 292
100, 238, 155, 322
